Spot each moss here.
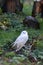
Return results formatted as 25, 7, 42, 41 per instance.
5, 52, 15, 58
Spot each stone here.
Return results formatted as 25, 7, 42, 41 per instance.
23, 16, 40, 29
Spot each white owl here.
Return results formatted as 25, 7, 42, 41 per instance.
12, 31, 28, 52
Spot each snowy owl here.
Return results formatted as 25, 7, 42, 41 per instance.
12, 31, 28, 52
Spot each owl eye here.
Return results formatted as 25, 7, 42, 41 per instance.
23, 32, 26, 34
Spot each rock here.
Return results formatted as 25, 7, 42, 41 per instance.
23, 16, 40, 29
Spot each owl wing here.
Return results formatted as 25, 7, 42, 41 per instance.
12, 34, 28, 48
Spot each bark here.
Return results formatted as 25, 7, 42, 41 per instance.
0, 0, 23, 13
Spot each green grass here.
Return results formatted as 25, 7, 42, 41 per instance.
0, 1, 43, 50
0, 1, 43, 65
0, 13, 43, 49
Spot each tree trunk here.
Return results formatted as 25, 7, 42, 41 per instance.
1, 0, 23, 13
32, 0, 43, 18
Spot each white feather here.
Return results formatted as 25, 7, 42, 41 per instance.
12, 31, 28, 52
34, 0, 40, 1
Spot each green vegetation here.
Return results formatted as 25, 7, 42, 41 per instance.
0, 1, 43, 65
